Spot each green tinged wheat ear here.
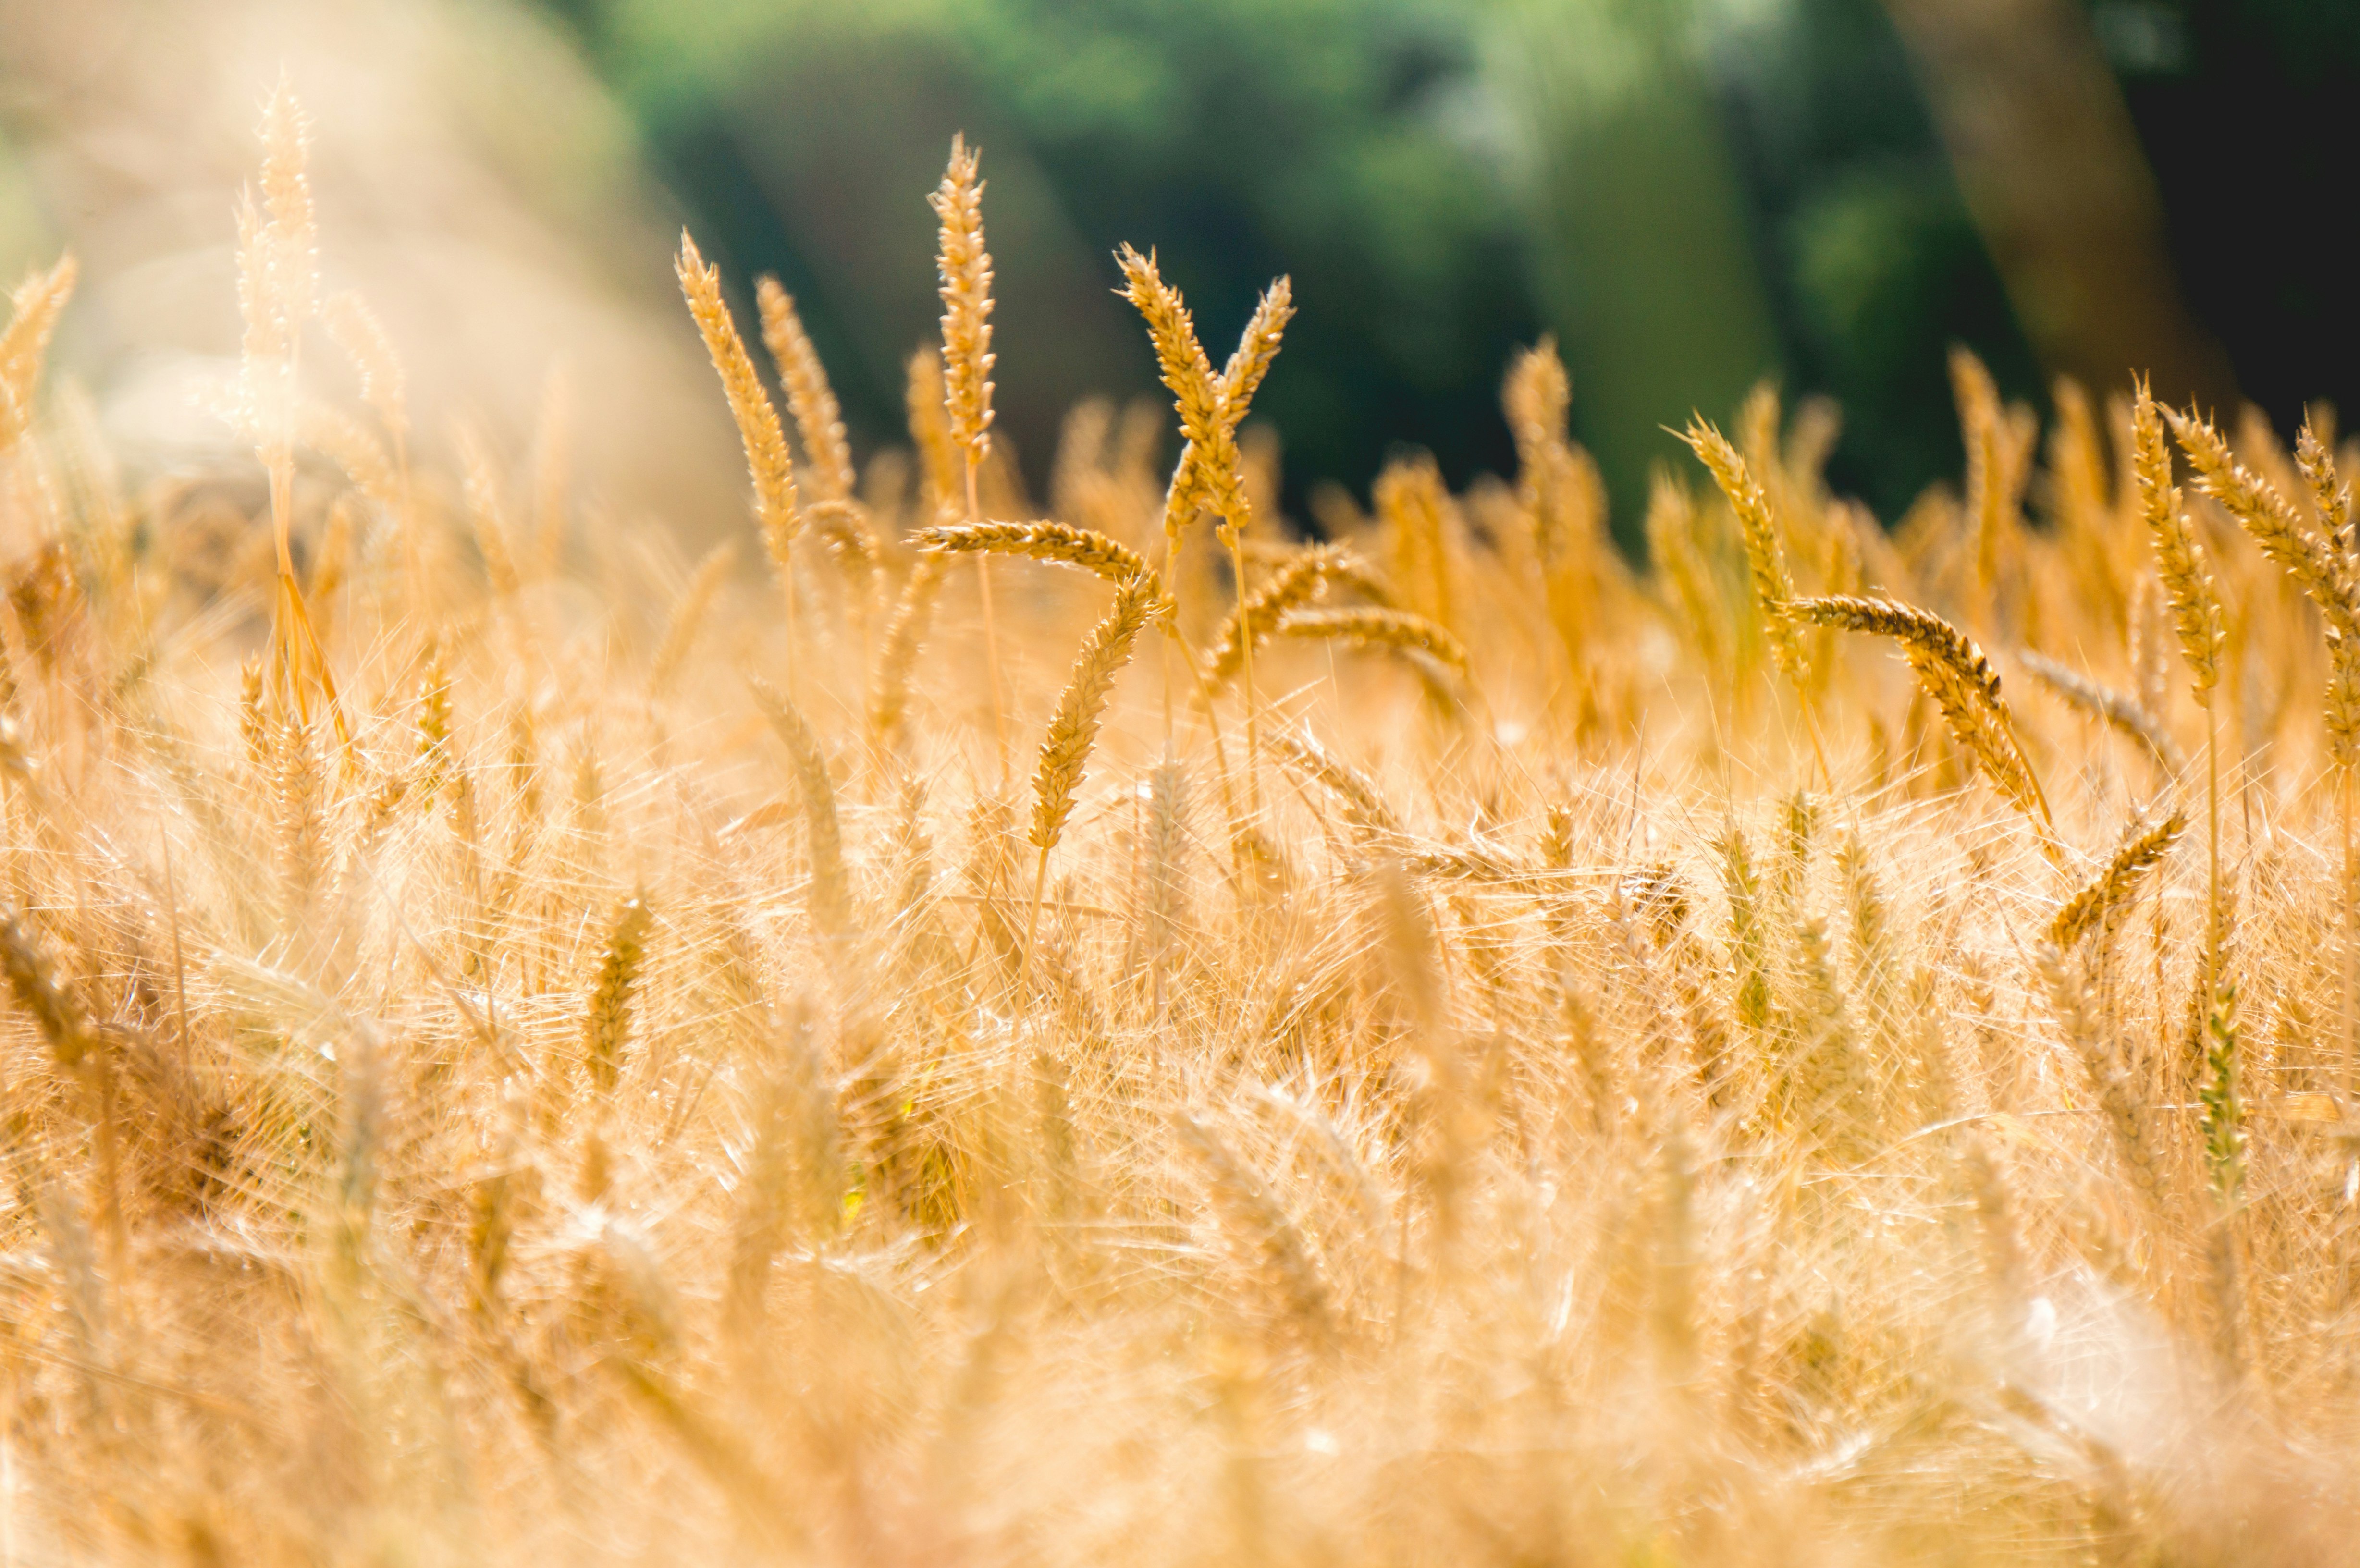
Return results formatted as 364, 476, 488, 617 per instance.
2201, 965, 2245, 1202
748, 676, 851, 941
583, 892, 653, 1095
756, 277, 855, 504
2048, 810, 2186, 949
1791, 594, 2055, 846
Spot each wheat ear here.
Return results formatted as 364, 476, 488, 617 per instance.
1114, 246, 1291, 765
583, 892, 653, 1096
2017, 650, 2184, 777
651, 541, 737, 697
749, 676, 851, 943
0, 255, 77, 452
1790, 594, 2056, 853
1681, 417, 1827, 779
322, 290, 418, 598
2170, 403, 2356, 637
2131, 379, 2230, 1060
2049, 810, 2186, 950
755, 277, 855, 504
677, 232, 802, 684
1272, 607, 1470, 677
1949, 346, 2028, 618
1174, 1112, 1332, 1339
1205, 545, 1352, 692
914, 519, 1159, 591
2169, 397, 2360, 1081
234, 83, 344, 742
2305, 415, 2360, 1090
2035, 941, 2165, 1216
1263, 725, 1401, 836
1024, 574, 1163, 976
930, 136, 1010, 779
2298, 413, 2355, 565
870, 553, 949, 752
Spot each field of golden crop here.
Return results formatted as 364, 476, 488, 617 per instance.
1, 84, 2357, 1566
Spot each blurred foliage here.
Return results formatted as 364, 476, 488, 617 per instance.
555, 0, 1543, 522
541, 0, 2354, 537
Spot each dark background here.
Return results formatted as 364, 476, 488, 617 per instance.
534, 0, 2360, 542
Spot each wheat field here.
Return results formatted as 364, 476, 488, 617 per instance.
0, 83, 2356, 1566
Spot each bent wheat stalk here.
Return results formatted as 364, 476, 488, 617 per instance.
1024, 574, 1164, 983
1790, 594, 2057, 859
